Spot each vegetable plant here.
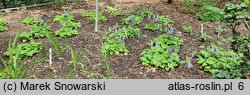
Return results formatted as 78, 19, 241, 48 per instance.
197, 45, 243, 79
81, 11, 107, 22
182, 25, 192, 33
199, 33, 211, 42
0, 32, 48, 79
0, 18, 8, 32
140, 34, 184, 71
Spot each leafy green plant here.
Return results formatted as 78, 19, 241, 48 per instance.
0, 32, 48, 79
144, 23, 162, 32
4, 41, 44, 59
181, 0, 223, 13
107, 25, 141, 39
22, 17, 39, 25
199, 33, 211, 41
53, 13, 74, 23
137, 6, 154, 18
222, 2, 249, 51
19, 31, 33, 42
182, 25, 192, 33
81, 11, 107, 22
236, 35, 250, 78
196, 5, 225, 22
197, 45, 243, 79
55, 26, 78, 38
156, 16, 174, 24
30, 23, 51, 38
101, 38, 128, 55
0, 18, 8, 32
140, 34, 183, 71
121, 15, 143, 25
215, 27, 227, 34
105, 6, 123, 16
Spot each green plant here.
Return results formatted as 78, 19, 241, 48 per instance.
0, 32, 48, 79
19, 31, 33, 42
55, 26, 78, 38
215, 27, 227, 34
81, 11, 107, 22
30, 23, 51, 38
105, 6, 123, 16
140, 34, 184, 71
144, 23, 162, 32
236, 35, 250, 78
181, 0, 223, 13
182, 25, 192, 33
199, 33, 211, 41
121, 15, 143, 25
65, 44, 82, 71
222, 2, 249, 51
4, 41, 44, 59
196, 5, 225, 22
137, 6, 154, 18
101, 38, 128, 55
22, 17, 39, 25
157, 16, 174, 24
52, 0, 66, 7
197, 45, 243, 79
0, 18, 8, 32
107, 25, 141, 39
45, 32, 61, 57
53, 13, 74, 23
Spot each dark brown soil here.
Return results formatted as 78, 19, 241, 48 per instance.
0, 0, 249, 79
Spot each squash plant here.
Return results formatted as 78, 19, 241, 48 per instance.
197, 45, 243, 79
140, 34, 184, 71
0, 18, 8, 32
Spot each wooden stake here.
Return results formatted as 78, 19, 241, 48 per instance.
200, 24, 203, 33
95, 0, 99, 32
49, 48, 53, 66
